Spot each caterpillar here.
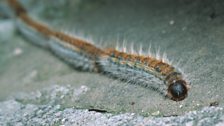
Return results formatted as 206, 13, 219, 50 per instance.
5, 0, 190, 101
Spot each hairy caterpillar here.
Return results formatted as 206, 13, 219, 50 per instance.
5, 0, 190, 101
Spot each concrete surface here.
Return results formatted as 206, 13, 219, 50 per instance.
0, 0, 224, 125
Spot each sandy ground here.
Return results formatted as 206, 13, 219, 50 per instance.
0, 0, 224, 125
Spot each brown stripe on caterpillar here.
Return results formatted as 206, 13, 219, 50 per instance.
7, 0, 27, 16
7, 0, 55, 36
54, 31, 105, 58
105, 48, 174, 77
19, 14, 55, 36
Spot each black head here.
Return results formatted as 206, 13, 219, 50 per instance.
168, 80, 188, 101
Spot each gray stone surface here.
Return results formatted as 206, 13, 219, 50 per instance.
0, 85, 223, 125
0, 0, 224, 125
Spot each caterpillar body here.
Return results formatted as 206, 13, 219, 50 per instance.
6, 0, 190, 101
49, 34, 104, 72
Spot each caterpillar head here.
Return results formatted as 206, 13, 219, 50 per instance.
167, 80, 188, 101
